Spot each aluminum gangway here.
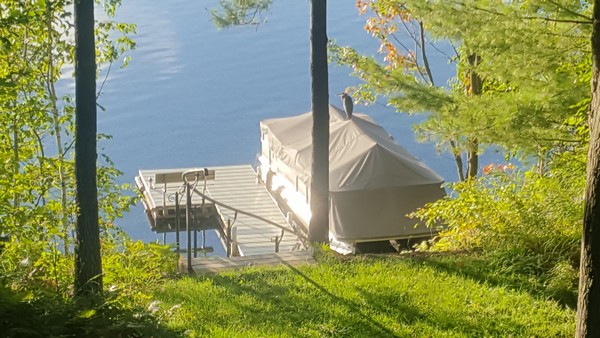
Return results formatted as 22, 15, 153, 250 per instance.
135, 165, 308, 272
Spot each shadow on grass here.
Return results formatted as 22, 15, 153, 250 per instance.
388, 252, 577, 309
285, 264, 402, 336
162, 256, 532, 336
285, 263, 529, 336
199, 265, 407, 337
0, 284, 180, 338
353, 285, 527, 335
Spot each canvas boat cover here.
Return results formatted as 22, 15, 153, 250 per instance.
260, 105, 445, 241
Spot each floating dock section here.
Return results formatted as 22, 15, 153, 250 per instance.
135, 165, 307, 259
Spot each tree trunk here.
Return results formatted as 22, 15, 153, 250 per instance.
12, 114, 19, 208
466, 53, 482, 179
449, 139, 465, 181
308, 0, 329, 243
466, 139, 478, 179
74, 0, 102, 296
576, 1, 600, 335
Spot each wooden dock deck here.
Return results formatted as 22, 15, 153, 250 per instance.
179, 250, 316, 274
136, 165, 304, 256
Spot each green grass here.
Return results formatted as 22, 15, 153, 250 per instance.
0, 249, 575, 337
151, 250, 575, 337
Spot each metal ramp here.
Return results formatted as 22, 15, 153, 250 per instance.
205, 165, 301, 256
136, 165, 306, 260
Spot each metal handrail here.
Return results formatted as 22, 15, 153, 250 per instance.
174, 168, 308, 274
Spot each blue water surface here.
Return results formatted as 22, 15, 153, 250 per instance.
68, 0, 504, 246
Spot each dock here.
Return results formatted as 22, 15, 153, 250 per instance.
180, 250, 316, 274
135, 164, 308, 262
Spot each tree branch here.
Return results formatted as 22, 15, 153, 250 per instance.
449, 0, 591, 24
547, 0, 592, 21
522, 16, 592, 24
419, 21, 435, 86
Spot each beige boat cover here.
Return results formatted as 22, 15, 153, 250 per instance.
260, 105, 446, 241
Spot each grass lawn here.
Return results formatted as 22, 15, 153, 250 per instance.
152, 250, 575, 337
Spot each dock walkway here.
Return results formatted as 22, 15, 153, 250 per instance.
180, 250, 316, 274
206, 165, 300, 256
137, 165, 303, 256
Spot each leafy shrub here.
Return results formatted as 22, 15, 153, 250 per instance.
1, 235, 177, 298
102, 237, 178, 305
411, 162, 583, 303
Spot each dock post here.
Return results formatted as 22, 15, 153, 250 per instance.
186, 182, 193, 273
202, 229, 206, 254
175, 191, 180, 255
231, 225, 239, 257
226, 219, 232, 257
193, 209, 198, 258
272, 229, 284, 253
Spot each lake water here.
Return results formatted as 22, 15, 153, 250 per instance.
86, 0, 501, 248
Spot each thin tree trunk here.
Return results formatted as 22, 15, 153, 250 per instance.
12, 28, 29, 209
419, 21, 434, 86
466, 53, 482, 179
308, 0, 329, 243
537, 149, 546, 175
12, 115, 19, 208
576, 1, 600, 335
420, 24, 467, 181
466, 139, 478, 179
449, 139, 465, 181
416, 21, 470, 181
74, 0, 102, 296
50, 83, 70, 254
46, 2, 70, 255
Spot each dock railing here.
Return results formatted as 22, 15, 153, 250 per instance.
173, 168, 308, 273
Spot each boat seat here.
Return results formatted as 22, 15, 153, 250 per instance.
154, 168, 216, 185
